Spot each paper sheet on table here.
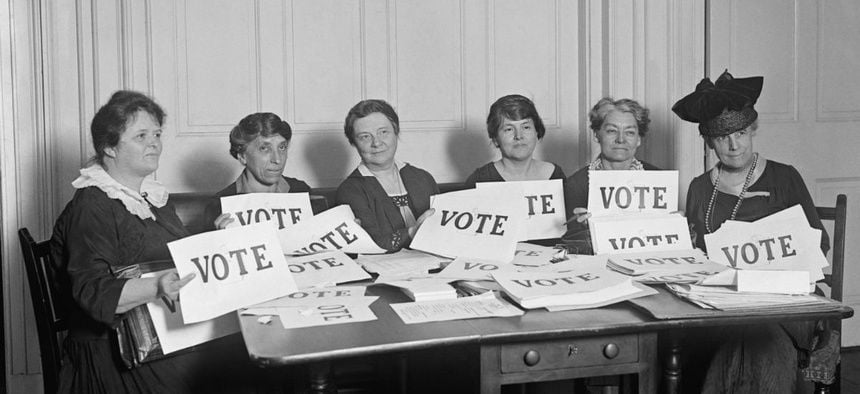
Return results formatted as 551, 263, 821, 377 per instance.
380, 277, 458, 301
144, 272, 240, 355
704, 205, 826, 281
275, 297, 379, 329
356, 249, 449, 278
436, 257, 519, 280
589, 213, 692, 255
605, 249, 729, 283
511, 242, 565, 267
475, 180, 566, 240
287, 250, 371, 289
544, 282, 658, 311
278, 205, 386, 255
169, 223, 298, 324
242, 286, 369, 315
493, 264, 630, 304
411, 188, 522, 262
390, 292, 523, 324
220, 192, 313, 230
736, 270, 810, 294
587, 170, 679, 217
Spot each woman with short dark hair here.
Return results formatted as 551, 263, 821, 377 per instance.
465, 94, 565, 187
205, 112, 310, 230
337, 99, 437, 252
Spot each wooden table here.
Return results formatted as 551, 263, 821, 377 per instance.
239, 285, 853, 393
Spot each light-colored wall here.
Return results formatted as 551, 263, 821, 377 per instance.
1, 0, 704, 391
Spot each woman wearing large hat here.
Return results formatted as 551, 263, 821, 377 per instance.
673, 70, 833, 393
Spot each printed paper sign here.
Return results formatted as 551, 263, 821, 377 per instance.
220, 192, 313, 230
244, 286, 368, 311
476, 180, 566, 240
511, 242, 565, 267
286, 250, 371, 289
168, 223, 298, 323
736, 270, 810, 294
606, 249, 718, 275
144, 272, 240, 355
589, 214, 692, 254
390, 292, 523, 324
411, 188, 523, 262
278, 205, 386, 255
275, 297, 379, 329
437, 257, 519, 280
704, 205, 826, 282
587, 170, 679, 217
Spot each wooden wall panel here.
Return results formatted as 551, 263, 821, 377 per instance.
817, 0, 860, 121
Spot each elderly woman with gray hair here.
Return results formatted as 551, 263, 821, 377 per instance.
562, 97, 659, 244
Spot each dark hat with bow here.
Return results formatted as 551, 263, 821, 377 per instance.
672, 70, 763, 137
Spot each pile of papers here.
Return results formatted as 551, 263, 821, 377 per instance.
703, 204, 828, 290
492, 260, 656, 310
381, 278, 458, 302
666, 283, 832, 311
606, 249, 728, 284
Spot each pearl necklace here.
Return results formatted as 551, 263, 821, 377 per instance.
704, 153, 758, 234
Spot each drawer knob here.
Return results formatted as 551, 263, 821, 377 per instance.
523, 350, 541, 366
603, 343, 620, 359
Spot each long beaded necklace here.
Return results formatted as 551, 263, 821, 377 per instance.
704, 152, 759, 233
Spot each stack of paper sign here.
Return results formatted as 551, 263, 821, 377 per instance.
666, 283, 832, 311
606, 249, 728, 284
381, 278, 458, 302
356, 248, 450, 281
702, 204, 828, 294
492, 260, 656, 310
585, 170, 693, 255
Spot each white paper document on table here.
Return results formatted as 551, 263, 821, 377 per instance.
356, 249, 449, 278
287, 250, 371, 289
242, 285, 369, 315
274, 296, 379, 329
278, 205, 386, 255
390, 292, 523, 324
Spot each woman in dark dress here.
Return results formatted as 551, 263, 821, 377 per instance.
336, 99, 438, 252
562, 97, 659, 245
51, 91, 264, 393
464, 94, 565, 188
673, 70, 831, 393
205, 112, 311, 230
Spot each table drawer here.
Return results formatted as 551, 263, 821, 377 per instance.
500, 334, 638, 373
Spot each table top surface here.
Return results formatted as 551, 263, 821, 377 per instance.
239, 284, 854, 366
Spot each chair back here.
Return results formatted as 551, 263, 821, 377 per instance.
816, 194, 847, 303
18, 228, 67, 394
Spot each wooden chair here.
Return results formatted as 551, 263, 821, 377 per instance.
18, 228, 67, 394
813, 194, 848, 394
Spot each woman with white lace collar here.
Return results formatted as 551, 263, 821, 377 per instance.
50, 91, 263, 393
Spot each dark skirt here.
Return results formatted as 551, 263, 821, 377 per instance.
57, 333, 273, 394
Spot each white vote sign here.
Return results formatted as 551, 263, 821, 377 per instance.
437, 257, 519, 280
278, 205, 386, 255
589, 214, 692, 255
410, 188, 523, 262
275, 297, 379, 329
219, 192, 313, 230
144, 274, 240, 354
703, 205, 826, 282
475, 179, 566, 240
169, 223, 297, 324
286, 250, 372, 289
587, 170, 679, 217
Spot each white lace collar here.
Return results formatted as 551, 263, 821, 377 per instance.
71, 165, 168, 220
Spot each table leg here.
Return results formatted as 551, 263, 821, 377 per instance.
663, 330, 682, 394
308, 361, 336, 394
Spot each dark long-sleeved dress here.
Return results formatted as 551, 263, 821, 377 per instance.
463, 161, 566, 189
336, 164, 438, 252
51, 187, 262, 393
683, 159, 829, 393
